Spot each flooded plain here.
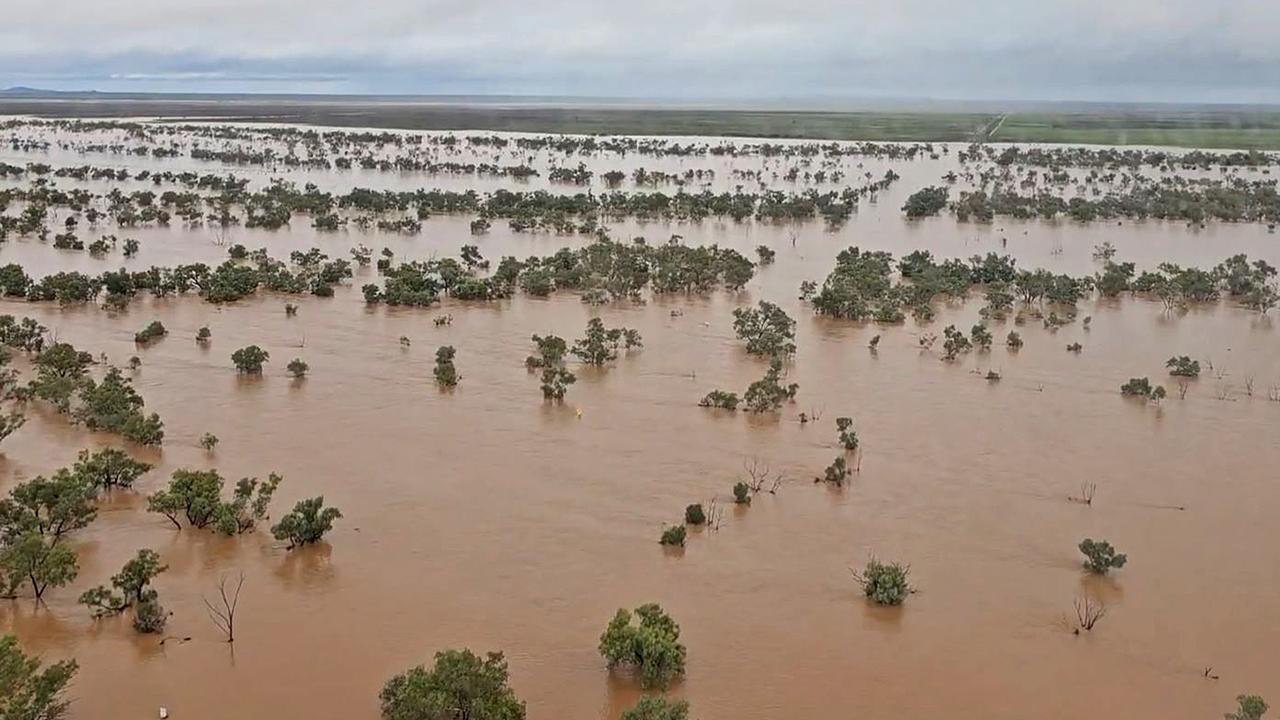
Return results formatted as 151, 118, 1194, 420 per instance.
1, 121, 1279, 720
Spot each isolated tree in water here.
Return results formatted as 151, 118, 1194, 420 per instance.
271, 496, 342, 549
231, 345, 270, 374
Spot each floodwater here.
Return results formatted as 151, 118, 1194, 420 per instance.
2, 122, 1279, 720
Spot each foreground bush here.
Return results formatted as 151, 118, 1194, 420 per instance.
379, 649, 525, 720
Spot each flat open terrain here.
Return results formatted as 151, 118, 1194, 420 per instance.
3, 95, 1280, 148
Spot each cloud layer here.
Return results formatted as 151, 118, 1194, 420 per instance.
4, 0, 1278, 102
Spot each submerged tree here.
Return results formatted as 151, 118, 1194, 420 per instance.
434, 346, 459, 387
0, 533, 78, 600
621, 697, 690, 720
659, 525, 686, 547
539, 367, 576, 400
1079, 538, 1127, 574
78, 548, 166, 620
1224, 696, 1269, 720
698, 390, 739, 411
147, 469, 279, 535
1165, 355, 1201, 378
571, 318, 641, 366
743, 360, 798, 413
835, 417, 858, 451
850, 558, 911, 605
287, 358, 309, 378
379, 649, 525, 720
732, 301, 796, 358
231, 345, 269, 374
72, 447, 151, 493
598, 604, 687, 689
271, 496, 342, 549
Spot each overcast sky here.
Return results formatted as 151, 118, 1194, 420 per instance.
3, 0, 1277, 104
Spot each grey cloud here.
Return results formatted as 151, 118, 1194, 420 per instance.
2, 0, 1277, 102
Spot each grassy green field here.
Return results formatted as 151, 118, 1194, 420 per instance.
2, 96, 1278, 149
990, 111, 1280, 150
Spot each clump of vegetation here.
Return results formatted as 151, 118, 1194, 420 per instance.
698, 390, 739, 411
232, 345, 269, 374
73, 447, 151, 492
196, 326, 211, 344
1165, 355, 1201, 378
133, 320, 167, 345
970, 323, 993, 350
1120, 377, 1166, 402
684, 504, 706, 526
379, 649, 525, 720
287, 358, 309, 378
0, 634, 78, 719
1079, 538, 1127, 574
1066, 342, 1083, 353
621, 697, 690, 720
271, 496, 342, 549
571, 318, 641, 365
732, 482, 751, 505
835, 417, 858, 451
851, 558, 912, 605
743, 360, 798, 413
1224, 696, 1269, 720
1006, 331, 1023, 349
902, 186, 948, 218
659, 525, 686, 547
200, 432, 219, 452
817, 456, 851, 485
942, 325, 972, 360
146, 469, 280, 535
598, 604, 687, 689
434, 346, 459, 387
78, 548, 166, 624
732, 300, 796, 358
525, 334, 568, 369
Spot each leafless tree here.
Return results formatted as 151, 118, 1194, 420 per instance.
1243, 375, 1255, 397
704, 498, 724, 531
203, 573, 245, 643
1068, 481, 1096, 506
1177, 380, 1189, 400
743, 457, 786, 494
1073, 595, 1107, 633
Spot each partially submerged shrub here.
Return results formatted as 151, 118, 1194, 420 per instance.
835, 416, 858, 451
698, 390, 739, 410
684, 504, 706, 526
434, 346, 459, 387
231, 345, 269, 374
379, 649, 525, 720
851, 558, 911, 605
271, 496, 342, 549
621, 697, 690, 720
1165, 355, 1201, 378
134, 321, 167, 345
743, 360, 798, 413
598, 604, 687, 689
732, 482, 751, 505
659, 525, 686, 547
1079, 538, 1127, 574
287, 358, 309, 378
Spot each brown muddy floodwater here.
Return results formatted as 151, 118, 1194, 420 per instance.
2, 122, 1280, 720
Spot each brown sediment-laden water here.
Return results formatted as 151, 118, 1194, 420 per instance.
1, 120, 1278, 720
